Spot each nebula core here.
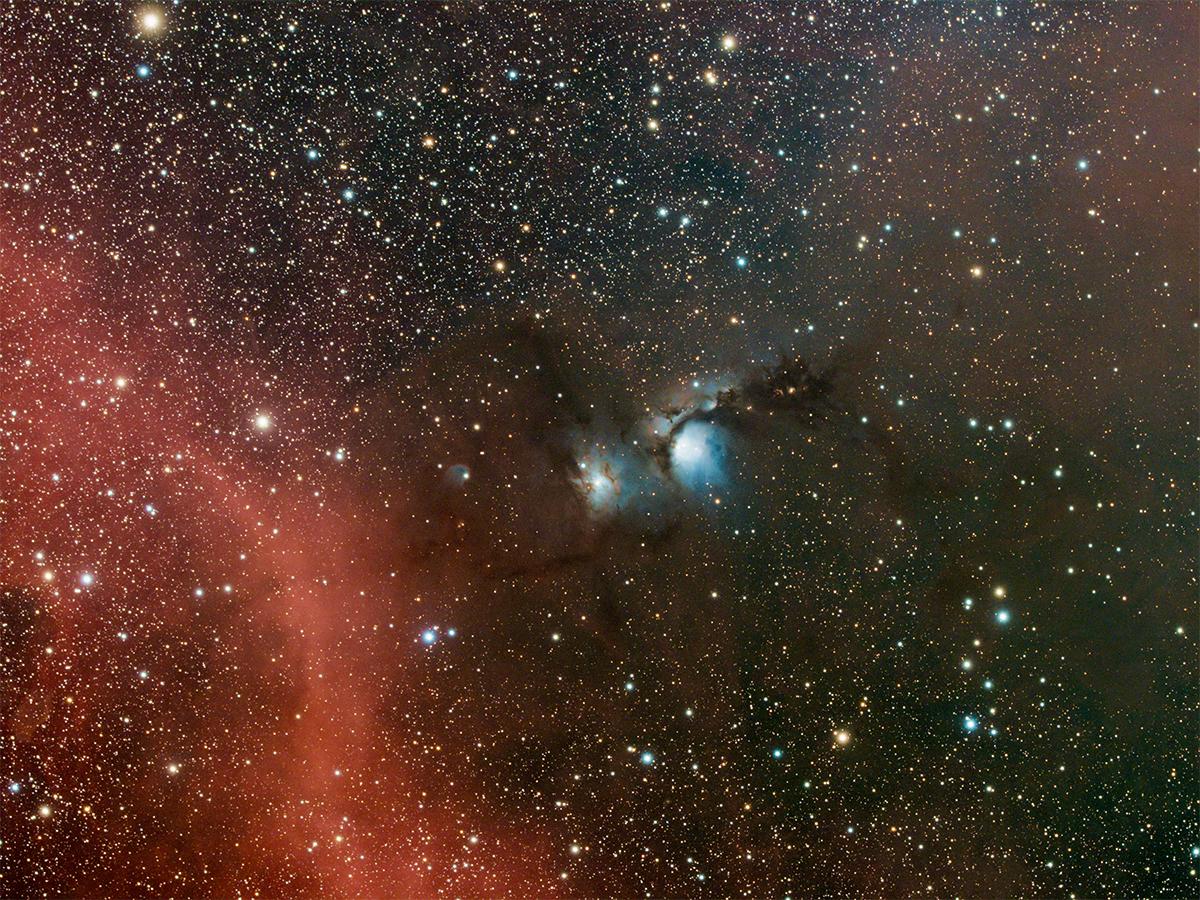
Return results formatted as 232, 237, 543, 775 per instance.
0, 2, 1196, 898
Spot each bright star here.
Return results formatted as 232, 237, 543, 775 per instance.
139, 8, 163, 32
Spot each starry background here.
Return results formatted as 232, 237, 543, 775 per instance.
0, 2, 1196, 897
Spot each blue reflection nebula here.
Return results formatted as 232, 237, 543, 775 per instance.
670, 420, 727, 490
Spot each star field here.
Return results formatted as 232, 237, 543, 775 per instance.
0, 2, 1196, 897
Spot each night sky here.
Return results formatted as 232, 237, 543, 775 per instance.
1, 2, 1196, 897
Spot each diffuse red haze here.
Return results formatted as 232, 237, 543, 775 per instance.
0, 240, 557, 895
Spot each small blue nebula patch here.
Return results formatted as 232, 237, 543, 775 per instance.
669, 420, 728, 491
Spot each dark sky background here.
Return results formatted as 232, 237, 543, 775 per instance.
0, 2, 1196, 897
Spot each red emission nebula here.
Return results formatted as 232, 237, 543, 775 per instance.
0, 239, 557, 893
